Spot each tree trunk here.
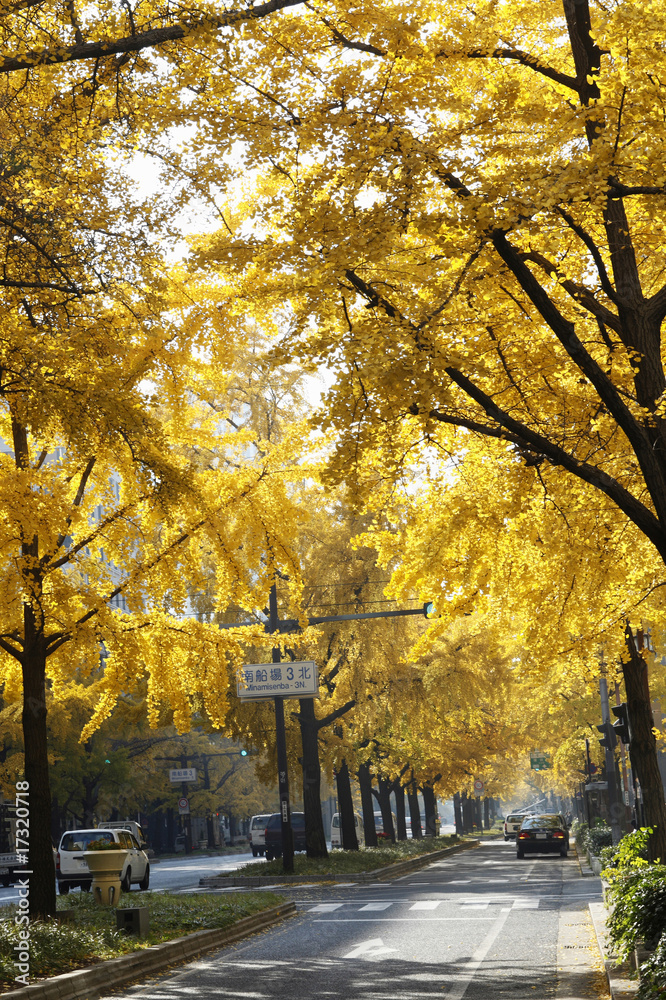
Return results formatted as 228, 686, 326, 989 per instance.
207, 813, 216, 849
82, 775, 97, 828
336, 759, 358, 850
297, 698, 328, 858
166, 807, 175, 852
453, 792, 464, 835
22, 631, 56, 918
377, 776, 396, 842
393, 779, 407, 840
483, 797, 490, 830
408, 778, 423, 839
422, 783, 438, 837
623, 627, 666, 861
358, 762, 378, 847
462, 791, 474, 833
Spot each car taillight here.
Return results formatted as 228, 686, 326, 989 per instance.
554, 832, 564, 838
56, 851, 60, 871
518, 832, 529, 839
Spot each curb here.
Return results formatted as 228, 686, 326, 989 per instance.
0, 902, 296, 1000
199, 840, 480, 887
573, 841, 596, 878
589, 900, 639, 998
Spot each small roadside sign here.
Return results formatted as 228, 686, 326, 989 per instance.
178, 797, 189, 815
473, 779, 485, 795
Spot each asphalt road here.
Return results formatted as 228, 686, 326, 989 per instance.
99, 839, 607, 1000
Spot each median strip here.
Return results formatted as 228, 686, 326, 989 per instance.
200, 840, 480, 887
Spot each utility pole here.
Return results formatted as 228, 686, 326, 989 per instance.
232, 592, 432, 873
584, 739, 593, 827
269, 583, 294, 873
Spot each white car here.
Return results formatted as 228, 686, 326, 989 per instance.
97, 821, 147, 848
56, 828, 150, 894
331, 811, 364, 847
249, 814, 273, 857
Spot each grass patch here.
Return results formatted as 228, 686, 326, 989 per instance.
0, 890, 284, 990
225, 834, 464, 877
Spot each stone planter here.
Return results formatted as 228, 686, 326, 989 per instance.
633, 943, 655, 975
84, 849, 128, 905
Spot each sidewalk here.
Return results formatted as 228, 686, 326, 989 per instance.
589, 902, 639, 998
575, 842, 639, 998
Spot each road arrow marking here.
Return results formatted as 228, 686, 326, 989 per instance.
343, 938, 398, 960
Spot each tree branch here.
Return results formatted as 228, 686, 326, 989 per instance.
0, 0, 305, 75
315, 699, 356, 731
442, 46, 578, 92
418, 372, 665, 557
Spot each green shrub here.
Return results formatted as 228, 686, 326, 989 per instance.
636, 932, 666, 998
586, 825, 613, 855
572, 819, 588, 844
601, 827, 651, 879
606, 865, 666, 959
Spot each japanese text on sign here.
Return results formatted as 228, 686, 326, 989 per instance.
169, 768, 197, 783
237, 661, 319, 701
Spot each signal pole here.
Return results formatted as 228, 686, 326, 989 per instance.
599, 677, 622, 845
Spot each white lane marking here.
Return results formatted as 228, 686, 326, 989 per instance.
358, 902, 393, 911
315, 917, 496, 922
444, 906, 512, 1000
448, 879, 472, 884
343, 938, 397, 960
308, 903, 344, 912
512, 899, 539, 908
410, 901, 441, 911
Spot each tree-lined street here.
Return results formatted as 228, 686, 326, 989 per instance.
96, 844, 605, 1000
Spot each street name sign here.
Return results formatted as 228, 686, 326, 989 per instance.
170, 768, 197, 783
237, 661, 319, 701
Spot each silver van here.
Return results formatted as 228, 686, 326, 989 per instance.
331, 811, 364, 848
249, 814, 273, 857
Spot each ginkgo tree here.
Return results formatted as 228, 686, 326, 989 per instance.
0, 166, 313, 918
185, 0, 666, 856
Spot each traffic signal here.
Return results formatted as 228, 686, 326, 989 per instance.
611, 703, 631, 745
597, 720, 617, 751
240, 749, 248, 757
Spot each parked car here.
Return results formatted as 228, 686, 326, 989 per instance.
56, 828, 150, 894
503, 814, 527, 840
331, 811, 364, 848
516, 814, 569, 858
249, 814, 273, 857
97, 821, 147, 847
263, 812, 307, 860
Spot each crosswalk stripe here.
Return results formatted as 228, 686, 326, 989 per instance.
410, 900, 441, 910
308, 903, 344, 912
358, 902, 393, 911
